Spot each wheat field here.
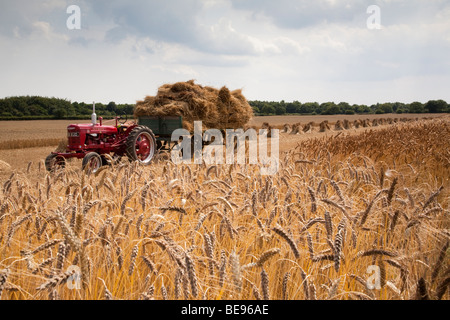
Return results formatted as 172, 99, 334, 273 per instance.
0, 116, 449, 300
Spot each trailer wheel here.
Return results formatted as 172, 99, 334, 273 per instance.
82, 152, 102, 174
45, 154, 66, 172
126, 126, 156, 164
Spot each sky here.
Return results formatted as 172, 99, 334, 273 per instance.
0, 0, 449, 105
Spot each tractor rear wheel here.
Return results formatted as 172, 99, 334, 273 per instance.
82, 152, 102, 174
126, 126, 156, 164
45, 154, 66, 172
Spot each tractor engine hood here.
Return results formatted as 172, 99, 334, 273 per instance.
67, 123, 118, 135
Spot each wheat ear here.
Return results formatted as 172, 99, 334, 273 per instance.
272, 225, 300, 259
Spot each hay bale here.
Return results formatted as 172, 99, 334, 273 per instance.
134, 80, 253, 132
282, 124, 291, 133
354, 120, 361, 128
372, 119, 379, 127
303, 122, 315, 133
334, 120, 344, 131
259, 122, 273, 137
319, 121, 331, 132
244, 125, 258, 131
290, 123, 302, 135
387, 118, 394, 125
361, 119, 371, 127
343, 119, 352, 130
267, 125, 274, 138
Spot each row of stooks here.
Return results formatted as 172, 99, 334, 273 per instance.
256, 117, 430, 134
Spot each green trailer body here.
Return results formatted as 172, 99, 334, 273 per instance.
138, 116, 184, 150
138, 116, 183, 138
138, 116, 212, 153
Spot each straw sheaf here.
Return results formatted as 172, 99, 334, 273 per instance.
134, 80, 253, 132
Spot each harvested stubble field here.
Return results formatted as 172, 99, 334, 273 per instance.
0, 115, 449, 300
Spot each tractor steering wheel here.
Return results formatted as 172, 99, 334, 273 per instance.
118, 112, 128, 125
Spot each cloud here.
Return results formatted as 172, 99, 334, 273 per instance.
0, 0, 449, 105
230, 0, 368, 29
0, 0, 67, 37
90, 0, 202, 44
90, 0, 261, 56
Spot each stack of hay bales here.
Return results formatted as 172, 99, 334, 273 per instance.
261, 122, 270, 130
282, 124, 292, 133
290, 123, 302, 134
361, 119, 371, 127
134, 80, 253, 132
319, 121, 331, 132
334, 120, 344, 131
303, 122, 315, 133
343, 119, 352, 130
260, 122, 274, 137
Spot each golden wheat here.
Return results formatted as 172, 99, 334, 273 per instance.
0, 117, 448, 300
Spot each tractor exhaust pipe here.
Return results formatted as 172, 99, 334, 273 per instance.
91, 102, 97, 125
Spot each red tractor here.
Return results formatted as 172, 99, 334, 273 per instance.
45, 104, 157, 173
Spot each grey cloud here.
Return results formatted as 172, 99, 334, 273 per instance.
230, 0, 368, 29
0, 0, 69, 37
91, 0, 202, 44
89, 0, 259, 55
230, 0, 450, 30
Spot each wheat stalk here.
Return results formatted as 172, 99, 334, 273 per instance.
255, 248, 280, 267
185, 251, 198, 297
260, 268, 270, 300
272, 225, 300, 259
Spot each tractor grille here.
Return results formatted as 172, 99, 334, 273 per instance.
68, 131, 80, 147
68, 137, 80, 147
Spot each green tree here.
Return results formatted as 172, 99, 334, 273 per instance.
378, 103, 393, 114
425, 100, 447, 113
392, 102, 406, 113
321, 102, 340, 115
409, 101, 425, 113
54, 107, 67, 119
286, 101, 300, 114
275, 104, 286, 115
355, 104, 370, 114
298, 102, 315, 114
261, 104, 276, 115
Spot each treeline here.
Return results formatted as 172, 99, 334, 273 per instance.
0, 96, 449, 120
250, 100, 450, 115
0, 96, 135, 120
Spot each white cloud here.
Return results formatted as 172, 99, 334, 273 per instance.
0, 0, 449, 105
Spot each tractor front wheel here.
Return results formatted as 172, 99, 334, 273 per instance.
82, 152, 103, 174
126, 126, 156, 164
45, 154, 66, 172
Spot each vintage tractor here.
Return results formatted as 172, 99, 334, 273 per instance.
45, 103, 182, 173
